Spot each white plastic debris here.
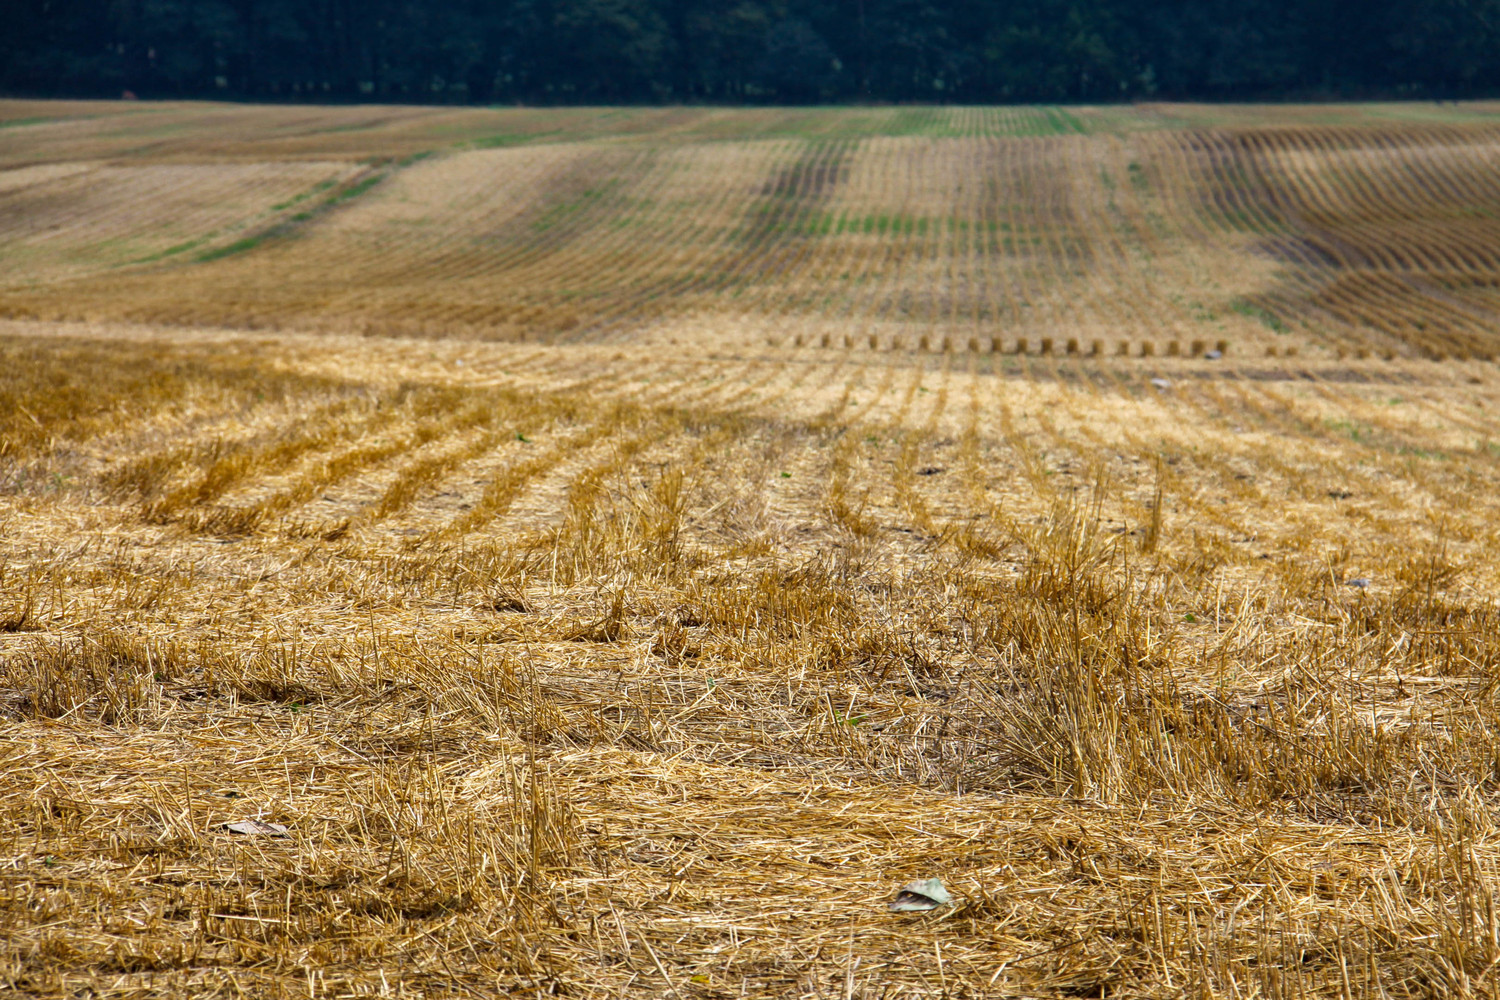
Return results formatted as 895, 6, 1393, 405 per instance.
1345, 578, 1370, 589
1205, 349, 1223, 360
1150, 377, 1172, 390
889, 877, 953, 912
223, 819, 290, 837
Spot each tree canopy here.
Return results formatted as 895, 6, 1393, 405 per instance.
5, 0, 1499, 104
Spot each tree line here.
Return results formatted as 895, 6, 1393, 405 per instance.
6, 0, 1500, 105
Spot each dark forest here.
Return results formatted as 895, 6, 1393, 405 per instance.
5, 0, 1500, 104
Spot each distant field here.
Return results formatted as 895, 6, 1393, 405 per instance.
6, 100, 1500, 357
4, 102, 1500, 998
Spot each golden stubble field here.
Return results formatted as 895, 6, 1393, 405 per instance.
5, 100, 1500, 998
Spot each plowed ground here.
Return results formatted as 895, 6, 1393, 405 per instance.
4, 101, 1500, 998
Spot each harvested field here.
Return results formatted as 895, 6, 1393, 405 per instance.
4, 100, 1500, 998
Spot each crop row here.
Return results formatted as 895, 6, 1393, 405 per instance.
7, 326, 1496, 578
1154, 123, 1500, 358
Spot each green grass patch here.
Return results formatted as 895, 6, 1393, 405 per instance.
473, 131, 561, 149
531, 181, 621, 233
195, 236, 264, 263
331, 175, 385, 204
123, 161, 402, 271
127, 173, 354, 267
883, 108, 961, 138
743, 210, 1026, 239
1016, 107, 1087, 136
1326, 419, 1369, 442
1231, 299, 1289, 333
129, 236, 212, 265
270, 178, 338, 212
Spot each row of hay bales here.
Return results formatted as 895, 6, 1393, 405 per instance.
1333, 347, 1494, 362
768, 335, 1494, 364
779, 334, 1235, 357
772, 333, 1495, 362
